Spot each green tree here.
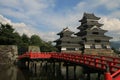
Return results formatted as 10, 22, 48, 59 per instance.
0, 23, 21, 45
0, 23, 57, 53
21, 34, 30, 43
19, 34, 30, 54
14, 32, 23, 45
41, 41, 58, 52
30, 34, 43, 46
112, 47, 120, 54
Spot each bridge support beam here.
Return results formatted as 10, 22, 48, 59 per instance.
66, 63, 69, 80
30, 62, 34, 74
19, 60, 26, 68
32, 62, 35, 75
29, 61, 37, 75
74, 65, 76, 80
34, 62, 37, 74
52, 61, 55, 76
45, 61, 48, 72
57, 62, 62, 80
86, 73, 90, 80
40, 61, 43, 67
26, 61, 30, 70
58, 62, 61, 76
98, 73, 101, 80
30, 62, 33, 73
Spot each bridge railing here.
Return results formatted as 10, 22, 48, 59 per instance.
18, 52, 120, 80
51, 53, 120, 73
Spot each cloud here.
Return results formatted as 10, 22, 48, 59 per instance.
0, 0, 57, 41
0, 0, 120, 41
39, 32, 57, 41
100, 17, 120, 41
73, 0, 120, 18
100, 17, 120, 31
0, 0, 55, 21
0, 14, 58, 41
98, 0, 120, 10
0, 15, 34, 36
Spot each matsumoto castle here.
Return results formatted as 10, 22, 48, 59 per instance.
54, 13, 113, 55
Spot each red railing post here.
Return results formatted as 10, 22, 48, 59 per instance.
104, 65, 112, 80
84, 56, 87, 64
109, 62, 114, 72
104, 72, 112, 80
95, 59, 98, 67
101, 56, 106, 69
29, 51, 32, 58
113, 58, 117, 65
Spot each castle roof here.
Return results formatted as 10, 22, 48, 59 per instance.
57, 27, 74, 35
79, 13, 100, 22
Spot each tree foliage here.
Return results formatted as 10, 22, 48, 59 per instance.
30, 35, 43, 46
0, 23, 21, 45
21, 34, 30, 44
0, 23, 57, 54
112, 47, 120, 54
41, 41, 57, 52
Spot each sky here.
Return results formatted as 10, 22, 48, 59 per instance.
0, 0, 120, 41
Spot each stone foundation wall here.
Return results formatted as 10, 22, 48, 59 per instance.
84, 49, 114, 56
0, 45, 18, 64
28, 46, 40, 52
61, 50, 82, 54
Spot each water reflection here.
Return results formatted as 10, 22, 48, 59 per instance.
0, 64, 25, 80
0, 64, 94, 80
27, 64, 64, 80
0, 64, 64, 80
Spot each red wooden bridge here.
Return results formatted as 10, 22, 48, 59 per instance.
18, 52, 120, 80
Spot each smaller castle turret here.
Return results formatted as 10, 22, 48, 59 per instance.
54, 27, 82, 53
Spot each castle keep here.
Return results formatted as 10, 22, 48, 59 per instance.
54, 13, 113, 55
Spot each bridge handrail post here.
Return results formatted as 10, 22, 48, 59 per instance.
83, 56, 87, 64
104, 64, 112, 80
108, 61, 114, 72
113, 58, 117, 65
29, 51, 32, 58
94, 58, 98, 67
101, 56, 106, 69
89, 57, 94, 65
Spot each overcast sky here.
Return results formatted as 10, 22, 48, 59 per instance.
0, 0, 120, 41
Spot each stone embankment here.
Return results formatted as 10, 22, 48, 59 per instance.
0, 45, 18, 64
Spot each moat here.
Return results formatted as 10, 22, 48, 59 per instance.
0, 64, 104, 80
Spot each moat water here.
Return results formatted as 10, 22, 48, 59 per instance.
0, 64, 104, 80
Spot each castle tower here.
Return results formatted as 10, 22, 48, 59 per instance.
75, 13, 113, 55
54, 27, 82, 53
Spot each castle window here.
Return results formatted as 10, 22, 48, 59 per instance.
67, 41, 70, 43
85, 45, 90, 48
75, 48, 79, 50
106, 45, 111, 49
95, 40, 101, 43
102, 45, 107, 49
92, 32, 99, 35
95, 45, 101, 48
91, 44, 95, 49
61, 47, 66, 50
66, 48, 75, 51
